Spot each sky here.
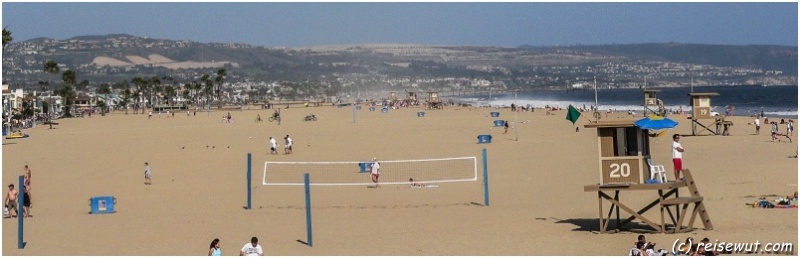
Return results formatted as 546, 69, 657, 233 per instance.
1, 2, 797, 48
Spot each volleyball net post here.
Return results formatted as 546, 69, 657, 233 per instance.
304, 173, 313, 247
482, 148, 490, 206
18, 175, 25, 249
246, 153, 252, 210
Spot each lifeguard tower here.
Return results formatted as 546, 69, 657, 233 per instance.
687, 92, 731, 136
643, 90, 666, 117
427, 91, 442, 109
583, 120, 712, 233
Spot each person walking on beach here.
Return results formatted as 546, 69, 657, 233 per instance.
371, 158, 381, 188
208, 238, 222, 256
22, 184, 31, 217
23, 165, 31, 202
503, 120, 509, 134
4, 184, 18, 218
144, 162, 152, 185
285, 135, 293, 154
754, 117, 760, 135
787, 120, 793, 137
239, 236, 263, 256
672, 134, 685, 182
269, 137, 278, 155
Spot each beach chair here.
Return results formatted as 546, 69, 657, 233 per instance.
646, 158, 668, 183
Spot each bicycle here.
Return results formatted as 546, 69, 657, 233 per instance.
268, 116, 280, 123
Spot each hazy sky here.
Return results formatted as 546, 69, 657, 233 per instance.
2, 2, 797, 48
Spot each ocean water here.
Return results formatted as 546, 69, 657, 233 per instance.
455, 85, 798, 118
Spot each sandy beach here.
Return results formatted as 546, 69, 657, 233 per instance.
2, 104, 797, 255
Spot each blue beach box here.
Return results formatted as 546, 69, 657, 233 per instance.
477, 135, 492, 143
490, 112, 500, 117
493, 120, 505, 127
358, 162, 373, 173
369, 107, 376, 112
382, 107, 389, 113
90, 196, 116, 214
417, 112, 425, 117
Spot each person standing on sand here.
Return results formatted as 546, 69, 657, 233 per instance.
208, 238, 221, 256
144, 162, 152, 185
239, 237, 263, 256
371, 158, 381, 188
286, 135, 293, 154
24, 165, 31, 198
503, 120, 509, 134
148, 111, 153, 119
4, 184, 18, 218
754, 117, 760, 135
269, 137, 278, 155
672, 134, 685, 182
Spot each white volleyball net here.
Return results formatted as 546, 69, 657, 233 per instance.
262, 157, 478, 186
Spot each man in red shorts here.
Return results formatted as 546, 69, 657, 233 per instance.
672, 134, 684, 182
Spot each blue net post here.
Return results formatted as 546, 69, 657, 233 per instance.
304, 173, 313, 247
482, 148, 490, 206
352, 104, 356, 123
246, 153, 252, 210
18, 175, 24, 249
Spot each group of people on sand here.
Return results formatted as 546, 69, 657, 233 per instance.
207, 236, 264, 256
268, 135, 293, 155
630, 235, 721, 256
753, 116, 793, 142
4, 165, 32, 218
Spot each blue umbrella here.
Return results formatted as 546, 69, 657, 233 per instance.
635, 116, 678, 130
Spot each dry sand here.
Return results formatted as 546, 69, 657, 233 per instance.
2, 105, 797, 255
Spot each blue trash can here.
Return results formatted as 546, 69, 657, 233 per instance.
494, 120, 505, 127
417, 112, 425, 117
90, 196, 116, 214
490, 112, 500, 117
477, 135, 492, 143
358, 162, 373, 173
382, 107, 389, 113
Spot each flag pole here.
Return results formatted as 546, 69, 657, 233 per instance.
593, 76, 598, 122
514, 90, 519, 141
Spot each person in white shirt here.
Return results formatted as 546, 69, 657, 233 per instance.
754, 117, 760, 135
284, 135, 293, 154
239, 237, 263, 256
370, 158, 381, 188
672, 134, 684, 182
269, 137, 278, 155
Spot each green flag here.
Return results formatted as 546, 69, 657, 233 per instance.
566, 105, 581, 125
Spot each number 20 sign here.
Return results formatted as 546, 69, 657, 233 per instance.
601, 159, 641, 184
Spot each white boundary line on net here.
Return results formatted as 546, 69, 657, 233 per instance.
262, 157, 478, 186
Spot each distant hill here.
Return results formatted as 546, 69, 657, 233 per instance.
2, 34, 796, 89
522, 43, 797, 75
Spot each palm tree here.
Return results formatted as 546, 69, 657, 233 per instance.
200, 74, 212, 109
162, 76, 174, 112
43, 60, 60, 121
215, 68, 227, 107
2, 27, 12, 48
164, 85, 175, 112
60, 69, 77, 117
150, 76, 162, 112
131, 76, 146, 114
122, 87, 131, 115
98, 83, 112, 114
